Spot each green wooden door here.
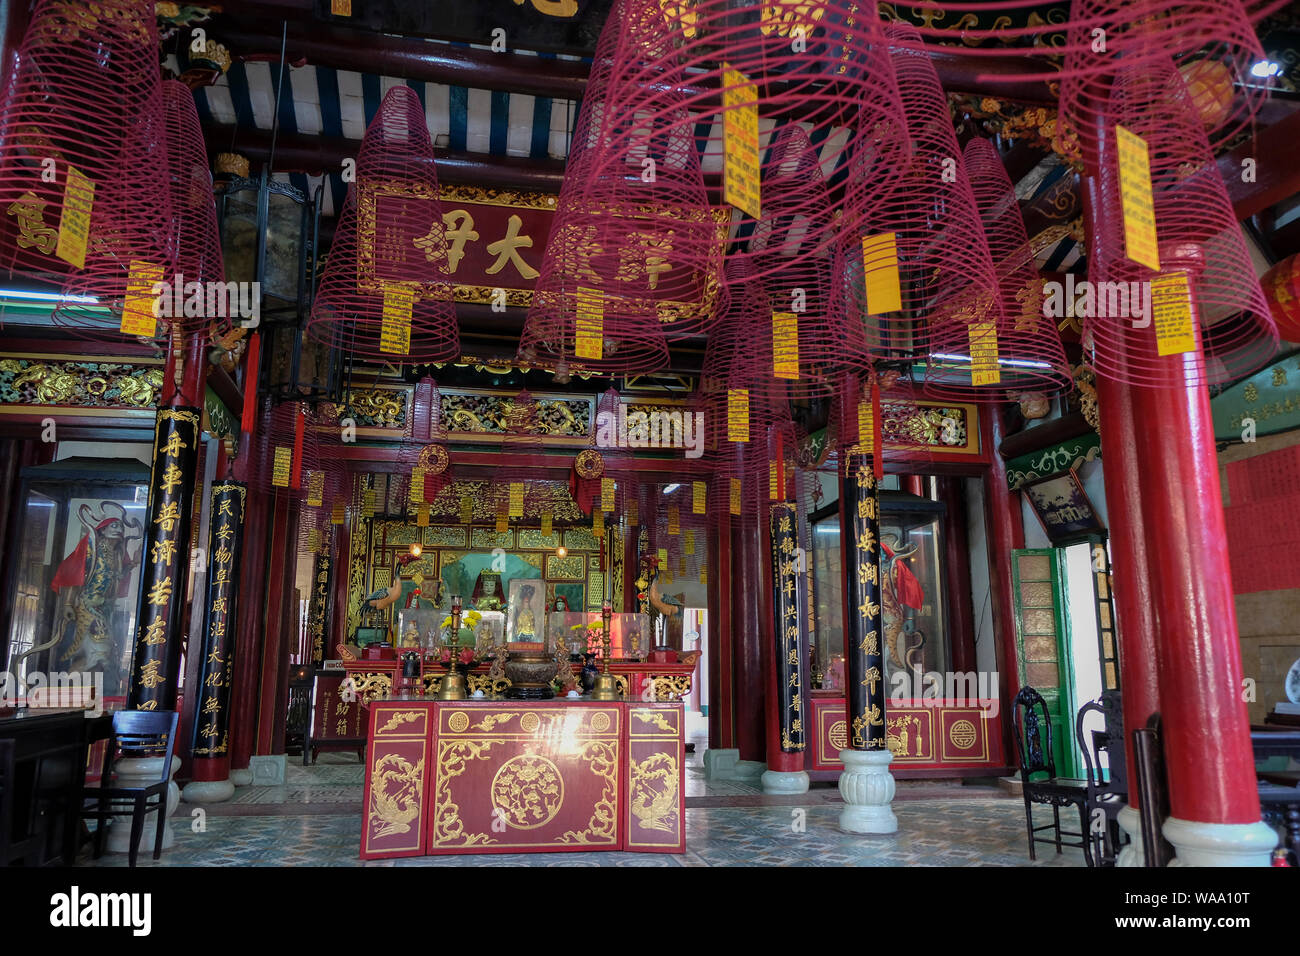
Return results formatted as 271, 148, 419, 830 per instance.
1010, 549, 1080, 778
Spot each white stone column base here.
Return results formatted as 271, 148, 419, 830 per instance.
837, 748, 897, 834
229, 768, 253, 787
760, 769, 809, 794
105, 755, 180, 855
181, 778, 236, 803
1164, 816, 1278, 867
1116, 804, 1145, 867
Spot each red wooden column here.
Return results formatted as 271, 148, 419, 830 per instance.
730, 509, 765, 763
1126, 248, 1275, 865
256, 492, 296, 755
1080, 162, 1163, 864
230, 399, 270, 783
706, 509, 733, 749
981, 405, 1024, 764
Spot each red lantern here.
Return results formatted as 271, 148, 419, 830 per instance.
1262, 255, 1300, 343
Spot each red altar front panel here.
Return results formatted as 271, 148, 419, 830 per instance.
362, 702, 435, 860
808, 696, 1005, 773
361, 699, 687, 858
625, 705, 686, 853
427, 701, 623, 854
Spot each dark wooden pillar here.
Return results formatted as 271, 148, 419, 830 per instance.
127, 334, 205, 712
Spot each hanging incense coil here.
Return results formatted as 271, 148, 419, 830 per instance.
1084, 56, 1276, 388
0, 0, 174, 339
308, 86, 459, 364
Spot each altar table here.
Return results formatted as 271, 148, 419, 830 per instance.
360, 699, 685, 858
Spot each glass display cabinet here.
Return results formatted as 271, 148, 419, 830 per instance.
809, 490, 951, 688
2, 458, 150, 702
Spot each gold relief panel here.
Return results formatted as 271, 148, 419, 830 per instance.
517, 552, 543, 571
471, 528, 514, 549
441, 550, 467, 570
589, 555, 600, 569
373, 706, 428, 738
343, 383, 412, 434
379, 521, 420, 547
398, 554, 437, 577
546, 554, 586, 579
372, 568, 392, 591
630, 708, 680, 737
586, 573, 604, 607
425, 526, 468, 548
517, 528, 560, 550
564, 527, 600, 551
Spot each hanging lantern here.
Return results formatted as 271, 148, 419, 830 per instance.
1262, 255, 1300, 343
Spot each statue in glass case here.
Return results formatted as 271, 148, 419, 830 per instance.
35, 503, 142, 692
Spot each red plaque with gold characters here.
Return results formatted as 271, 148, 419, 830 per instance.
625, 706, 686, 853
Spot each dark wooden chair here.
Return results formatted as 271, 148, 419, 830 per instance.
1132, 713, 1174, 867
78, 710, 178, 867
1013, 686, 1093, 865
1, 738, 41, 865
1075, 691, 1128, 866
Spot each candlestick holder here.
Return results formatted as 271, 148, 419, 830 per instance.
590, 601, 620, 701
436, 595, 468, 700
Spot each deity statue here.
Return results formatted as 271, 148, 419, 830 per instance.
881, 533, 925, 673
512, 583, 539, 642
399, 619, 421, 648
471, 570, 504, 611
13, 502, 143, 697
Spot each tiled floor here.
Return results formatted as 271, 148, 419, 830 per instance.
79, 752, 1086, 867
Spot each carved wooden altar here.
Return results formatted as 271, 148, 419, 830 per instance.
360, 699, 685, 858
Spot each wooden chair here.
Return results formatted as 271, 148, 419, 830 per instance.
1013, 686, 1093, 865
1132, 713, 1174, 867
1, 738, 42, 865
1075, 691, 1128, 866
78, 710, 178, 867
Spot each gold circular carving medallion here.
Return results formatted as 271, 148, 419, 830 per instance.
949, 719, 977, 750
590, 712, 610, 733
520, 712, 541, 733
574, 448, 604, 479
418, 444, 450, 474
490, 755, 564, 829
448, 711, 469, 733
829, 720, 848, 752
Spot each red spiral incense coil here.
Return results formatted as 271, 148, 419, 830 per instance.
1054, 0, 1273, 161
0, 0, 174, 338
521, 0, 720, 373
956, 137, 1071, 401
1084, 57, 1276, 388
658, 0, 912, 283
307, 86, 458, 364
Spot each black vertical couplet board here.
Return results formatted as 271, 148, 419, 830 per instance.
769, 501, 805, 752
192, 481, 248, 759
841, 453, 886, 750
128, 407, 201, 712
